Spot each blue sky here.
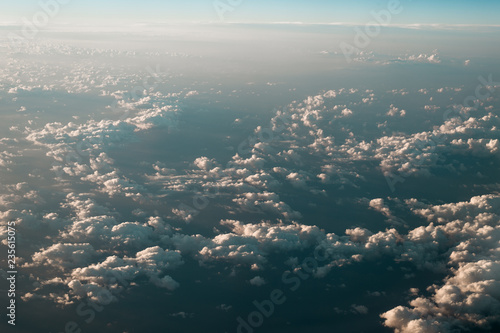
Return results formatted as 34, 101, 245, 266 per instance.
1, 0, 500, 25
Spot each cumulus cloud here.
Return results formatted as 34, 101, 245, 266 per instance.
232, 192, 302, 219
4, 46, 499, 333
249, 276, 266, 286
27, 243, 97, 269
386, 104, 406, 117
381, 194, 500, 332
38, 246, 184, 305
368, 198, 405, 226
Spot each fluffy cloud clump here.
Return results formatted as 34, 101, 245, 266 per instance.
3, 47, 499, 333
381, 195, 500, 332
27, 245, 183, 305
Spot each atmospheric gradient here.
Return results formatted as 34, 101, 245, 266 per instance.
1, 1, 500, 333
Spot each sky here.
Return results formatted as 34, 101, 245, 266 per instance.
1, 0, 500, 26
1, 1, 500, 333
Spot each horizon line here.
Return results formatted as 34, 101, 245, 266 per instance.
1, 21, 499, 30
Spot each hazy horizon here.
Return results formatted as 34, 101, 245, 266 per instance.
1, 1, 500, 333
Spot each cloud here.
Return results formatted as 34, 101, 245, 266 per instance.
232, 192, 302, 219
28, 243, 97, 269
351, 304, 369, 315
381, 194, 500, 332
196, 220, 325, 266
249, 276, 266, 286
386, 104, 406, 117
368, 198, 405, 226
5, 51, 499, 333
33, 246, 185, 305
404, 53, 441, 64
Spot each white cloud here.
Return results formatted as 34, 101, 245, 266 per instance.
249, 276, 266, 286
